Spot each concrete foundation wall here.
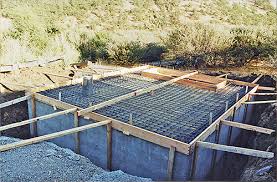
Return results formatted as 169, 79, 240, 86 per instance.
28, 99, 251, 181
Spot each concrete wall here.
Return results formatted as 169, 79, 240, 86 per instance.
28, 100, 251, 181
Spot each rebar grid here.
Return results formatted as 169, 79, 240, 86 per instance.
41, 74, 246, 143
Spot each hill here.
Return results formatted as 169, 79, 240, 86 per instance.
0, 0, 276, 67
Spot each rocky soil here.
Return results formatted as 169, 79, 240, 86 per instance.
240, 103, 276, 182
0, 136, 152, 182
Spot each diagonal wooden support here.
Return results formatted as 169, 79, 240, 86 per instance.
197, 141, 274, 158
252, 75, 263, 84
0, 108, 77, 132
78, 71, 198, 115
0, 120, 111, 152
221, 120, 275, 135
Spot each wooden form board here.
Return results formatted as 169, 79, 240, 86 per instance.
34, 93, 191, 154
141, 68, 226, 91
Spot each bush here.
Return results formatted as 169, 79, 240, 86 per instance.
107, 41, 166, 65
79, 33, 109, 62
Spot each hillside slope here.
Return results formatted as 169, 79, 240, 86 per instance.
0, 0, 276, 67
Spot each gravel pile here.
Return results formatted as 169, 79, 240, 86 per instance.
0, 136, 152, 182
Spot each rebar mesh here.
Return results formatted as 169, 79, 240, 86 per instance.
41, 74, 246, 143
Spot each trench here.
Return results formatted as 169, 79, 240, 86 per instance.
0, 74, 275, 181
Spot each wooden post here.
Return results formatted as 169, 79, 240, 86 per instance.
74, 111, 80, 154
190, 145, 199, 180
31, 95, 37, 137
167, 146, 176, 180
128, 113, 133, 125
106, 122, 112, 171
211, 124, 221, 179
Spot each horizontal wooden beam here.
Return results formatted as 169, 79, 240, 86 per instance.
0, 95, 31, 109
0, 120, 111, 152
34, 93, 190, 154
250, 92, 277, 96
196, 141, 274, 158
258, 86, 275, 91
244, 100, 277, 104
0, 108, 77, 132
221, 120, 275, 135
78, 71, 198, 115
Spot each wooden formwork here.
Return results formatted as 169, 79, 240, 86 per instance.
0, 65, 275, 180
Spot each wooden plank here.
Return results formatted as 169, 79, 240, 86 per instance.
0, 108, 77, 132
252, 75, 263, 84
167, 146, 176, 181
78, 71, 198, 115
250, 93, 277, 96
196, 141, 274, 158
0, 120, 111, 152
244, 100, 277, 104
221, 120, 275, 135
34, 93, 191, 154
258, 86, 275, 91
74, 111, 80, 154
42, 72, 73, 79
216, 73, 229, 78
0, 95, 31, 109
189, 85, 259, 149
106, 122, 112, 171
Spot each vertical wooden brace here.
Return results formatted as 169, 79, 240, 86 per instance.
211, 123, 221, 179
74, 111, 80, 154
31, 95, 37, 137
107, 122, 112, 171
190, 145, 199, 180
167, 146, 176, 180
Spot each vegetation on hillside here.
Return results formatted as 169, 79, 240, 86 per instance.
0, 0, 276, 67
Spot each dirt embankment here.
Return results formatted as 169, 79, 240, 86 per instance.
0, 92, 29, 139
241, 103, 276, 182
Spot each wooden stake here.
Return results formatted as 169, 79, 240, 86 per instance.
211, 124, 221, 179
190, 145, 199, 180
167, 146, 176, 181
58, 92, 62, 101
106, 122, 112, 171
128, 113, 133, 125
31, 95, 37, 137
225, 101, 229, 111
74, 111, 80, 154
